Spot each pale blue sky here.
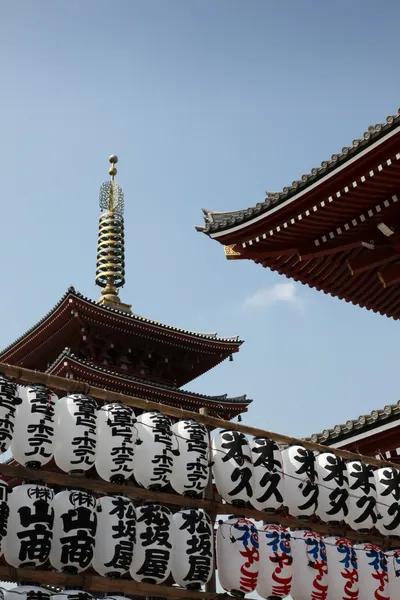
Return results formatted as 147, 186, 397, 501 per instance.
1, 0, 400, 443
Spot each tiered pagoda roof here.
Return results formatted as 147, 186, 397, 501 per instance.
0, 155, 250, 420
197, 108, 400, 319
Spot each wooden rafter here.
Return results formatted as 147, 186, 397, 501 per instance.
347, 247, 398, 276
378, 263, 400, 288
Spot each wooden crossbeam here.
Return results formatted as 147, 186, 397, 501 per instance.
378, 263, 400, 288
0, 361, 398, 469
347, 248, 397, 276
298, 241, 366, 261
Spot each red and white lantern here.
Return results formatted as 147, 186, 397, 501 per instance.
256, 524, 292, 600
291, 530, 328, 600
386, 549, 400, 599
354, 543, 388, 600
324, 536, 358, 600
216, 517, 259, 596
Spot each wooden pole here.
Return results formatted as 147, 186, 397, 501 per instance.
0, 565, 222, 600
200, 406, 217, 594
0, 361, 397, 469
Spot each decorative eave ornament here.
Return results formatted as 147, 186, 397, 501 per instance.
224, 245, 243, 260
95, 155, 132, 312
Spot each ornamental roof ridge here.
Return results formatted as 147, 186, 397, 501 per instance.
197, 107, 400, 234
47, 349, 251, 406
0, 287, 243, 360
307, 400, 400, 445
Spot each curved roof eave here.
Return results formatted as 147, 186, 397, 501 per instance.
197, 109, 400, 238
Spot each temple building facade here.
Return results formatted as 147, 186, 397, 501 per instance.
0, 155, 251, 421
197, 107, 400, 456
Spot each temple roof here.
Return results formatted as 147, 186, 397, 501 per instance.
0, 287, 242, 387
47, 349, 251, 420
307, 399, 400, 451
197, 108, 400, 236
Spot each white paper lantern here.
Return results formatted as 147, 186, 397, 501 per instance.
95, 403, 136, 483
375, 466, 400, 537
54, 394, 97, 474
256, 524, 292, 600
281, 445, 318, 518
4, 484, 54, 568
324, 536, 358, 600
251, 437, 283, 513
386, 549, 400, 598
11, 385, 58, 468
0, 478, 9, 555
52, 591, 93, 600
131, 503, 172, 584
5, 586, 51, 600
92, 495, 136, 577
0, 374, 19, 453
315, 452, 348, 524
133, 411, 176, 490
170, 419, 210, 497
346, 461, 377, 532
212, 430, 254, 506
354, 543, 388, 600
172, 509, 213, 589
291, 530, 328, 600
50, 489, 97, 573
216, 517, 259, 596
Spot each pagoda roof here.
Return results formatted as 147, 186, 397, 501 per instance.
0, 287, 242, 386
198, 108, 400, 236
197, 106, 400, 319
46, 349, 251, 420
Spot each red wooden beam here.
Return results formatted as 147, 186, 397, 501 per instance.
347, 247, 397, 276
298, 241, 372, 261
378, 262, 400, 288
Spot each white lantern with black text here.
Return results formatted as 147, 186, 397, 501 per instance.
291, 530, 328, 600
386, 549, 400, 598
256, 524, 292, 600
92, 495, 136, 577
52, 591, 93, 600
4, 484, 54, 568
212, 430, 254, 506
133, 411, 176, 490
12, 385, 58, 468
324, 536, 358, 600
281, 445, 318, 518
170, 419, 210, 497
95, 403, 136, 483
251, 437, 283, 512
50, 489, 97, 573
216, 517, 259, 596
354, 543, 388, 600
54, 394, 97, 474
315, 452, 348, 524
5, 586, 51, 600
375, 466, 400, 537
346, 461, 377, 531
0, 374, 19, 454
172, 509, 213, 588
131, 503, 172, 584
0, 477, 9, 555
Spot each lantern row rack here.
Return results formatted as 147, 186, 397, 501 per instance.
0, 362, 399, 600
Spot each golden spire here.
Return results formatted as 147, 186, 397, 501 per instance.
95, 155, 131, 312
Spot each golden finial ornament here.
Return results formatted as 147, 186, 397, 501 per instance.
95, 155, 131, 312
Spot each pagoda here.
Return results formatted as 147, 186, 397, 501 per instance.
197, 107, 400, 455
0, 155, 250, 421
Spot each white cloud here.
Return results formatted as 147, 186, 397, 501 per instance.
243, 282, 302, 310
